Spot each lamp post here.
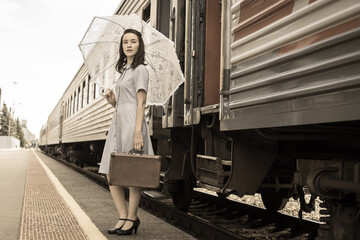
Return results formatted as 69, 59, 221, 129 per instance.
11, 101, 22, 118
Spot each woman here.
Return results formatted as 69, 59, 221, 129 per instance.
98, 29, 154, 236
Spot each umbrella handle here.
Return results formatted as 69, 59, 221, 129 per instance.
94, 71, 123, 97
93, 79, 114, 97
98, 86, 107, 97
93, 79, 106, 97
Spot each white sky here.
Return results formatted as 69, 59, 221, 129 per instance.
0, 0, 121, 138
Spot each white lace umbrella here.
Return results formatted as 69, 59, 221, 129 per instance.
78, 14, 184, 106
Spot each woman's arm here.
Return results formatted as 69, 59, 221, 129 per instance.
133, 90, 147, 150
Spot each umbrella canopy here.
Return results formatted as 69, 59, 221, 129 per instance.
79, 14, 184, 106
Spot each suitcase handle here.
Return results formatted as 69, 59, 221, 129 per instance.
128, 149, 144, 155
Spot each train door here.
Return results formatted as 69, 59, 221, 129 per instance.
183, 0, 205, 125
203, 0, 221, 106
183, 0, 222, 126
163, 0, 224, 211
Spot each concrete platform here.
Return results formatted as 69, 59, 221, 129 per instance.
0, 149, 28, 240
0, 149, 196, 240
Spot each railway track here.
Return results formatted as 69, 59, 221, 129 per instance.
44, 151, 320, 240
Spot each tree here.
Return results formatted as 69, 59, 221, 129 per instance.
1, 103, 28, 147
0, 103, 11, 136
16, 118, 26, 147
8, 116, 16, 137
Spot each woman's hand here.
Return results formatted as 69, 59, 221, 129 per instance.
105, 89, 116, 107
133, 130, 143, 151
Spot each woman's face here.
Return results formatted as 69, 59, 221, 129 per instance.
122, 33, 139, 59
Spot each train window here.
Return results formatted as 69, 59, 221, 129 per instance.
65, 102, 68, 119
170, 7, 175, 41
157, 0, 170, 37
81, 81, 85, 108
87, 76, 90, 104
143, 3, 151, 23
70, 96, 73, 116
66, 99, 68, 118
73, 91, 76, 114
77, 87, 80, 111
93, 83, 96, 99
68, 98, 70, 117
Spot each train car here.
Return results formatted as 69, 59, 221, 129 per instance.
39, 98, 62, 155
40, 1, 360, 239
38, 124, 47, 148
164, 0, 360, 239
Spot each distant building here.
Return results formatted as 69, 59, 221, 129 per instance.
21, 120, 36, 145
0, 136, 20, 149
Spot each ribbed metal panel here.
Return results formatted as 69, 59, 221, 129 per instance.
117, 0, 146, 16
46, 99, 62, 145
221, 0, 360, 131
62, 97, 113, 143
39, 125, 47, 146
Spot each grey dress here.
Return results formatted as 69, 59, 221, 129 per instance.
99, 64, 154, 174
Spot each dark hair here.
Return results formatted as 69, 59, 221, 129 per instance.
115, 29, 146, 73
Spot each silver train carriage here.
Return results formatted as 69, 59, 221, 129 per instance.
39, 1, 360, 239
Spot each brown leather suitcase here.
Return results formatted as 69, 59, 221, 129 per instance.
108, 152, 161, 188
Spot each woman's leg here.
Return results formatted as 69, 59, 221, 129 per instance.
107, 175, 128, 228
122, 187, 141, 230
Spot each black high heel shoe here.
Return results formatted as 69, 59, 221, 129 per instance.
116, 217, 140, 235
107, 218, 127, 234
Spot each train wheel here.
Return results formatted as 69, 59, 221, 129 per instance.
261, 188, 291, 212
168, 176, 195, 211
170, 191, 192, 211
